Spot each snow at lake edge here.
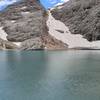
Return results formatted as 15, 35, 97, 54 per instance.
47, 11, 100, 49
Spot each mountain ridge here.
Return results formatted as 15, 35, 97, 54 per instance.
51, 0, 100, 41
0, 0, 68, 50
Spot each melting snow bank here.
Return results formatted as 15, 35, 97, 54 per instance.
47, 11, 100, 49
0, 27, 21, 48
0, 27, 7, 41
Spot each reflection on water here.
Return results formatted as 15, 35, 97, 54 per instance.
0, 51, 100, 100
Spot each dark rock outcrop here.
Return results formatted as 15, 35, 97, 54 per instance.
51, 0, 100, 41
20, 37, 44, 50
0, 0, 68, 50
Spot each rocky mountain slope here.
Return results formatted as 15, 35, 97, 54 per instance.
51, 0, 100, 42
0, 0, 68, 50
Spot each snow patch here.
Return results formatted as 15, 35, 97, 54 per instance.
20, 6, 27, 10
50, 0, 69, 10
13, 42, 21, 47
11, 20, 16, 23
47, 11, 100, 49
63, 0, 70, 2
0, 27, 7, 40
0, 26, 21, 47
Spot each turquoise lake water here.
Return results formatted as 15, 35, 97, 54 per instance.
0, 50, 100, 100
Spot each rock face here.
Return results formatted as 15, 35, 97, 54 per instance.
0, 0, 68, 50
51, 0, 100, 41
0, 38, 18, 50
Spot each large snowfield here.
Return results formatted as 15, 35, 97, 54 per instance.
47, 11, 100, 49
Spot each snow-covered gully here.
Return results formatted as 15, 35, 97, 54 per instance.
47, 11, 100, 49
